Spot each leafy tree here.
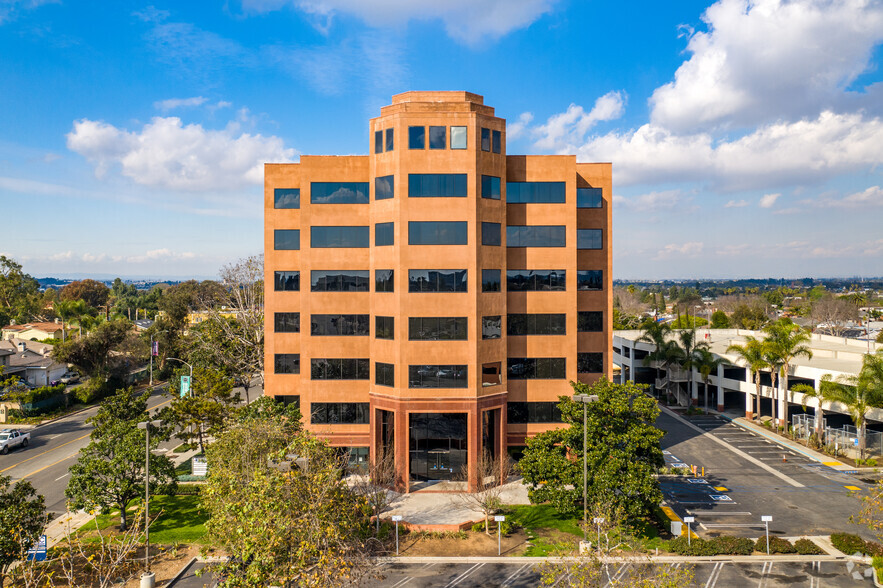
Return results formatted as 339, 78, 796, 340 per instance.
59, 279, 110, 310
638, 322, 682, 402
0, 255, 41, 327
162, 366, 239, 452
202, 418, 373, 587
158, 280, 224, 329
612, 308, 642, 330
52, 319, 133, 383
65, 388, 176, 530
518, 379, 664, 522
54, 298, 90, 343
0, 475, 48, 587
810, 295, 859, 335
726, 336, 769, 421
732, 303, 770, 329
710, 310, 730, 329
668, 314, 708, 329
814, 352, 883, 459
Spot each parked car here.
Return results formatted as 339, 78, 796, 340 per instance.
60, 372, 80, 384
0, 429, 30, 454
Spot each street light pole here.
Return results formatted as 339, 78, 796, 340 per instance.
137, 419, 162, 587
148, 330, 167, 387
165, 358, 193, 396
572, 393, 600, 547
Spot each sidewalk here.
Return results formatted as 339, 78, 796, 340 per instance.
715, 412, 858, 473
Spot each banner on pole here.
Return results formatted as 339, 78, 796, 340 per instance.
180, 375, 191, 397
151, 341, 159, 356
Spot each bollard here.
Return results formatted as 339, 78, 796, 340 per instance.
140, 572, 155, 588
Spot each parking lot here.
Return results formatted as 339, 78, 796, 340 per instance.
657, 411, 872, 539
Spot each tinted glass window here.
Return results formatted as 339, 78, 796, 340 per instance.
374, 130, 383, 154
577, 270, 603, 291
481, 269, 501, 292
375, 175, 394, 200
375, 269, 394, 292
481, 316, 501, 340
274, 312, 300, 333
310, 270, 369, 292
376, 362, 394, 387
409, 317, 467, 341
578, 311, 603, 332
451, 126, 467, 149
429, 126, 446, 149
385, 128, 394, 151
578, 352, 604, 373
482, 222, 501, 246
408, 365, 468, 388
577, 187, 603, 208
481, 175, 501, 199
408, 221, 468, 245
492, 129, 501, 154
274, 271, 300, 291
506, 225, 566, 247
507, 402, 562, 424
482, 362, 501, 387
274, 188, 300, 209
311, 182, 369, 204
375, 316, 394, 340
274, 230, 300, 250
508, 358, 566, 379
507, 313, 566, 336
376, 222, 394, 246
311, 314, 370, 336
506, 270, 566, 291
311, 358, 369, 380
311, 403, 369, 424
481, 128, 490, 151
408, 174, 467, 197
408, 269, 467, 293
507, 182, 566, 204
311, 226, 369, 248
274, 354, 300, 374
577, 229, 603, 250
409, 126, 425, 149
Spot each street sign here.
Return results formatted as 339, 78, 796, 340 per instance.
683, 517, 695, 523
26, 535, 47, 562
180, 375, 191, 397
494, 515, 505, 522
391, 515, 402, 522
761, 515, 772, 522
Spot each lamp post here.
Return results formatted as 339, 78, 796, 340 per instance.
165, 358, 193, 396
137, 419, 162, 588
148, 330, 167, 387
572, 393, 600, 546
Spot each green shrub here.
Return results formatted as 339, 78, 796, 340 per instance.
669, 536, 717, 556
830, 532, 867, 555
794, 538, 823, 555
708, 536, 754, 555
471, 519, 515, 535
755, 536, 795, 554
10, 383, 65, 404
856, 458, 878, 467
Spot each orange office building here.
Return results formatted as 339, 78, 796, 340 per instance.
264, 91, 611, 492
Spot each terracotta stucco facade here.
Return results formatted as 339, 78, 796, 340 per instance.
264, 92, 612, 491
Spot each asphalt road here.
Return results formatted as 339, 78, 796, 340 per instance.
657, 411, 874, 540
0, 386, 175, 515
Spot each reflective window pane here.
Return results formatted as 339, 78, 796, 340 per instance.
577, 187, 603, 208
310, 314, 370, 336
507, 402, 562, 423
481, 175, 501, 199
375, 269, 394, 292
274, 271, 300, 291
481, 315, 501, 340
577, 270, 603, 291
429, 126, 446, 149
375, 316, 394, 340
507, 313, 567, 336
409, 317, 467, 341
374, 130, 383, 154
274, 353, 300, 374
385, 128, 394, 151
407, 365, 468, 388
311, 358, 369, 380
508, 358, 566, 379
408, 222, 468, 245
506, 225, 566, 247
578, 311, 603, 332
481, 128, 491, 152
274, 312, 300, 333
311, 182, 369, 204
376, 362, 394, 387
481, 269, 500, 292
375, 222, 394, 246
506, 270, 566, 292
481, 222, 501, 246
311, 226, 369, 248
408, 174, 467, 197
408, 126, 425, 149
274, 229, 300, 250
482, 362, 501, 387
310, 270, 369, 292
506, 182, 566, 204
408, 269, 467, 293
578, 352, 604, 373
274, 188, 300, 209
375, 175, 394, 200
577, 229, 603, 250
492, 129, 501, 154
450, 126, 467, 149
311, 402, 369, 424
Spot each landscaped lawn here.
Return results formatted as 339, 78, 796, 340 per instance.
82, 494, 209, 544
505, 504, 582, 556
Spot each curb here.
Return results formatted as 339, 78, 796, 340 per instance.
22, 383, 169, 430
165, 556, 197, 588
372, 554, 855, 564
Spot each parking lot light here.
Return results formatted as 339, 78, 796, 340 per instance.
572, 393, 600, 545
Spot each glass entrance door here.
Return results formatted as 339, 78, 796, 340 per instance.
409, 413, 467, 482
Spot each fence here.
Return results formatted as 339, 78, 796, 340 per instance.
792, 414, 883, 459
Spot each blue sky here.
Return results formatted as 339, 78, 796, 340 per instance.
1, 0, 882, 280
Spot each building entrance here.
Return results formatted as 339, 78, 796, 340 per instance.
409, 413, 467, 481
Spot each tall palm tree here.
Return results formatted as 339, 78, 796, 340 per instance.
693, 347, 729, 413
793, 383, 827, 443
727, 336, 769, 421
676, 328, 708, 406
638, 321, 672, 399
763, 343, 784, 428
815, 352, 883, 459
54, 299, 89, 343
765, 320, 813, 428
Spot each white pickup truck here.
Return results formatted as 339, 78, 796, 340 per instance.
0, 429, 30, 454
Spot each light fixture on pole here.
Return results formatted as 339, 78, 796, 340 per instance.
761, 516, 772, 554
148, 330, 167, 387
683, 516, 694, 547
137, 419, 162, 588
572, 393, 600, 547
165, 357, 193, 397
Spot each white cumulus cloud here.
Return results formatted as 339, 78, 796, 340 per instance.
724, 199, 748, 208
154, 96, 208, 111
759, 193, 780, 208
649, 0, 883, 133
613, 190, 686, 212
805, 185, 883, 208
654, 242, 704, 260
534, 92, 626, 151
66, 116, 297, 191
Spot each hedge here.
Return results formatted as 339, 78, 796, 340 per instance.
756, 536, 796, 554
669, 535, 754, 556
794, 538, 823, 555
830, 533, 883, 556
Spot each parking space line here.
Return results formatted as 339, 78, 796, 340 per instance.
444, 563, 484, 587
501, 564, 531, 587
686, 510, 751, 516
705, 561, 724, 588
758, 561, 772, 587
390, 578, 411, 588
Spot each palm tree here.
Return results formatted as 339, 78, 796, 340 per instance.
793, 383, 827, 443
765, 320, 813, 428
55, 299, 89, 343
815, 352, 883, 459
638, 321, 672, 399
693, 347, 729, 413
675, 328, 708, 407
726, 336, 769, 422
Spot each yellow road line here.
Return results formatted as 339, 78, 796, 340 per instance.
714, 486, 729, 492
0, 433, 90, 473
822, 462, 842, 466
660, 506, 698, 539
20, 452, 80, 480
845, 485, 861, 491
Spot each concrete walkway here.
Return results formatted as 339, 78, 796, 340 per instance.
716, 412, 858, 473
